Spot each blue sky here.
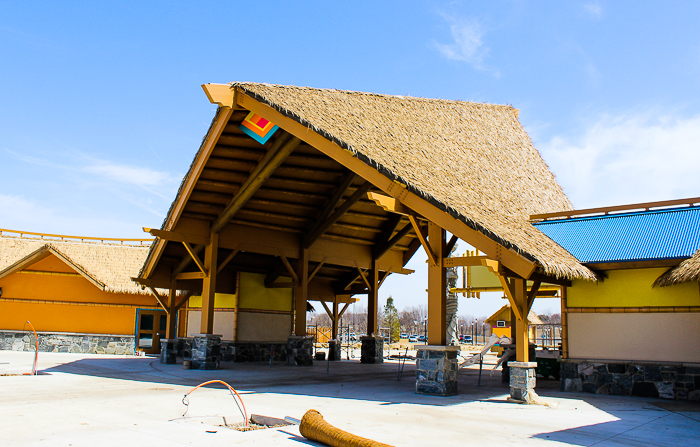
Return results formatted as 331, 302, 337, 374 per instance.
2, 1, 699, 316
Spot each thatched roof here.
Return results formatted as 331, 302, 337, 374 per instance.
0, 235, 150, 294
485, 303, 543, 325
654, 249, 700, 287
229, 83, 594, 280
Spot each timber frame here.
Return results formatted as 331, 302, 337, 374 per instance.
135, 83, 571, 362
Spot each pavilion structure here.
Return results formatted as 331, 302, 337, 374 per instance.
134, 82, 595, 396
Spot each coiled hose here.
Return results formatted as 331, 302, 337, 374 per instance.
299, 409, 393, 447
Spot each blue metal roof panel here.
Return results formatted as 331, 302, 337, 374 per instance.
532, 207, 700, 263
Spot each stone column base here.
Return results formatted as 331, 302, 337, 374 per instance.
176, 337, 192, 360
361, 336, 384, 364
508, 361, 537, 403
159, 339, 177, 364
191, 334, 222, 370
415, 345, 459, 396
328, 340, 341, 361
287, 335, 314, 366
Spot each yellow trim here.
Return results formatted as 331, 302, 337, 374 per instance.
20, 270, 81, 277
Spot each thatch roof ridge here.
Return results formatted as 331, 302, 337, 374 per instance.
233, 82, 594, 280
0, 235, 149, 294
654, 249, 700, 287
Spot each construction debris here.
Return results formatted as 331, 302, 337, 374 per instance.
299, 409, 393, 447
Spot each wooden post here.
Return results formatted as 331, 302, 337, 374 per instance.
427, 222, 447, 346
294, 248, 309, 336
513, 277, 529, 362
560, 286, 568, 359
165, 280, 177, 339
367, 258, 379, 336
332, 295, 339, 339
200, 232, 218, 334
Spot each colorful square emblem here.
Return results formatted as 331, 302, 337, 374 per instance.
239, 112, 279, 144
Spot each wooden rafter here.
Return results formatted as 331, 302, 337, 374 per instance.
182, 241, 206, 275
371, 214, 402, 260
210, 134, 302, 234
302, 181, 373, 249
216, 248, 240, 274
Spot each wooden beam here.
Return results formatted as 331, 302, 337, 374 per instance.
200, 233, 218, 334
367, 258, 379, 336
216, 248, 240, 274
443, 255, 488, 267
174, 271, 206, 280
409, 215, 436, 267
165, 282, 177, 339
308, 259, 326, 283
530, 196, 700, 221
294, 248, 309, 336
427, 222, 446, 345
269, 255, 299, 288
338, 302, 351, 319
526, 279, 541, 313
355, 262, 372, 290
367, 192, 411, 215
320, 300, 333, 320
182, 241, 207, 275
202, 83, 235, 108
143, 228, 208, 246
512, 278, 529, 362
314, 171, 357, 227
497, 274, 523, 322
372, 214, 403, 260
302, 181, 373, 249
171, 245, 204, 280
445, 234, 459, 255
174, 291, 193, 312
147, 286, 169, 315
210, 134, 302, 234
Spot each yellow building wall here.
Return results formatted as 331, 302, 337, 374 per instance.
238, 272, 292, 311
0, 255, 159, 335
0, 301, 137, 335
188, 293, 237, 309
567, 268, 700, 307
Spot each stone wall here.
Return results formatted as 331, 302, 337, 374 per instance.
561, 361, 700, 401
0, 331, 134, 355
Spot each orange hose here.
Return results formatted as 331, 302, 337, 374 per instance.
183, 380, 248, 427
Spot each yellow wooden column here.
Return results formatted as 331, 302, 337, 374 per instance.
200, 232, 218, 334
560, 286, 569, 359
367, 258, 379, 336
513, 277, 529, 362
294, 248, 309, 336
427, 222, 446, 346
165, 280, 177, 339
332, 296, 339, 339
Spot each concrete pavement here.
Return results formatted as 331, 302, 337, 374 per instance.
1, 350, 698, 446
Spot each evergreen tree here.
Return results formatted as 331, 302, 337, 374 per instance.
383, 296, 400, 342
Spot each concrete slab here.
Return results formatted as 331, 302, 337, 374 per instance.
0, 350, 698, 446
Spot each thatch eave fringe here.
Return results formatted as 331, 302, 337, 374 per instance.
653, 249, 700, 287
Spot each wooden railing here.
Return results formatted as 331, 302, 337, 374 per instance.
0, 228, 153, 246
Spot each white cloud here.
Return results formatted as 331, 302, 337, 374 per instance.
540, 112, 700, 208
83, 163, 174, 189
583, 2, 603, 19
432, 15, 497, 74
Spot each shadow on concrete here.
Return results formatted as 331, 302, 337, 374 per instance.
38, 354, 563, 407
531, 395, 700, 446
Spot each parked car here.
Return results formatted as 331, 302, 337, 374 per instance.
408, 335, 418, 343
400, 333, 408, 339
418, 335, 427, 342
460, 335, 472, 343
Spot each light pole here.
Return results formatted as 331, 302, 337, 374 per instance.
472, 319, 476, 346
460, 325, 463, 343
424, 318, 428, 344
